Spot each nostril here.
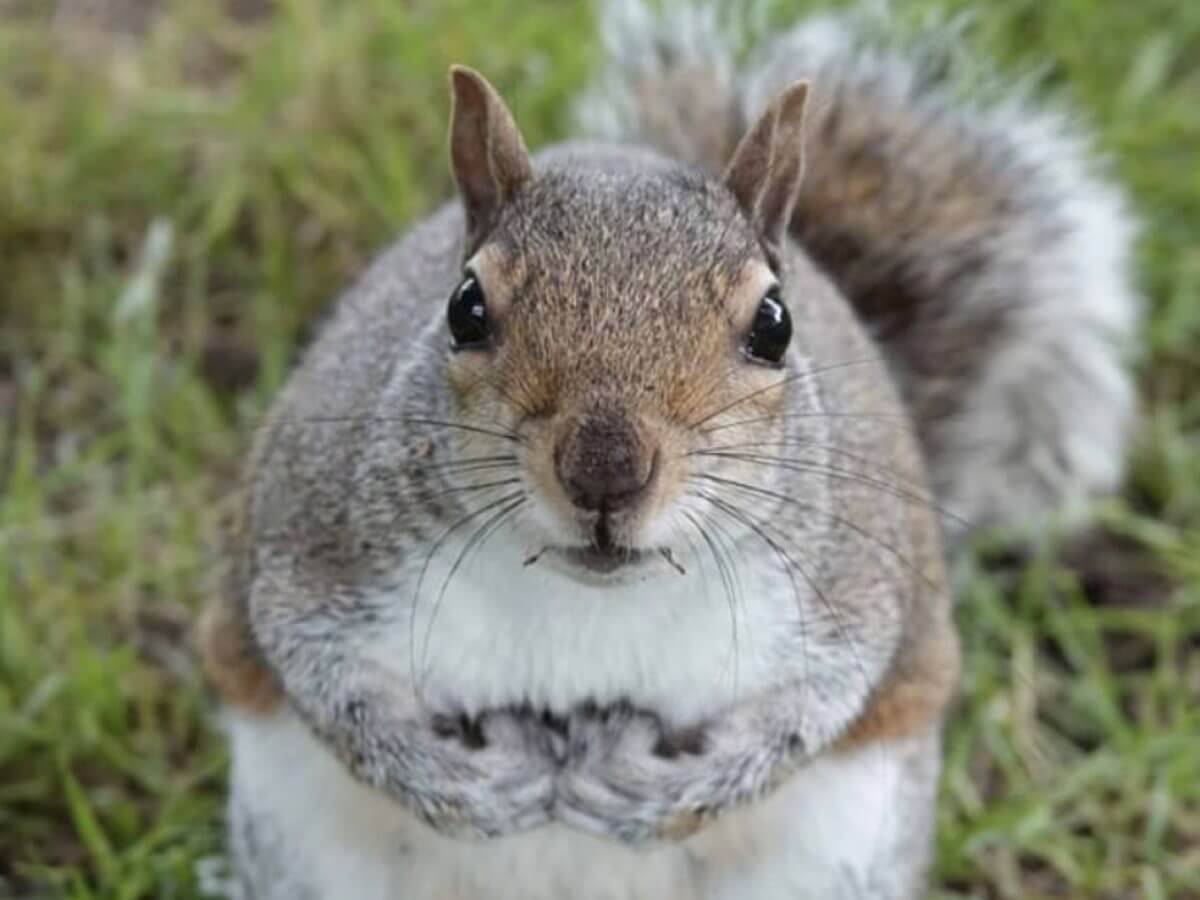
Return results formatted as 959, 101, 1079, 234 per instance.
559, 429, 662, 513
564, 474, 607, 512
562, 449, 658, 513
565, 474, 634, 512
555, 412, 658, 513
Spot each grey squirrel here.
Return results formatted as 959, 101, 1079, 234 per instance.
198, 3, 1139, 898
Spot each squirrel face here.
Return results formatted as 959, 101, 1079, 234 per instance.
443, 69, 809, 577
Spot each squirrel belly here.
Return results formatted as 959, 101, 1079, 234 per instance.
227, 708, 937, 900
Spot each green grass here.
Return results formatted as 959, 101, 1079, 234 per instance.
1, 0, 1197, 897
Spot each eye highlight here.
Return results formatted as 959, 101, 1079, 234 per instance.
744, 287, 792, 365
447, 273, 491, 349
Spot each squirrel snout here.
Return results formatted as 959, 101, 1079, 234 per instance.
555, 414, 657, 513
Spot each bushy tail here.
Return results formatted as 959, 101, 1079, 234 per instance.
577, 0, 1141, 538
575, 0, 746, 172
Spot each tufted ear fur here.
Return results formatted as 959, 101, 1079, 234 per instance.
723, 81, 810, 266
448, 65, 533, 255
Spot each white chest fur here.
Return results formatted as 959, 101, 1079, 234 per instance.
365, 527, 806, 726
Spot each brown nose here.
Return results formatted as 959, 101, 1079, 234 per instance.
556, 413, 656, 513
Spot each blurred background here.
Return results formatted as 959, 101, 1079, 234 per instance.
0, 0, 1197, 897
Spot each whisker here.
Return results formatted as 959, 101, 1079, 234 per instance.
691, 450, 966, 527
690, 473, 941, 593
418, 494, 527, 692
689, 438, 926, 493
697, 490, 873, 727
425, 460, 521, 480
427, 477, 522, 498
701, 504, 752, 702
700, 409, 912, 436
681, 507, 741, 697
400, 416, 525, 445
426, 453, 520, 471
688, 356, 883, 432
267, 414, 524, 445
408, 489, 526, 701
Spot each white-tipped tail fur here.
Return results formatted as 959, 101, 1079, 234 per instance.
576, 0, 744, 170
577, 0, 1140, 540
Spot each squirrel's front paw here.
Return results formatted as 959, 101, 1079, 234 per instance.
405, 709, 558, 840
554, 707, 730, 848
554, 703, 798, 848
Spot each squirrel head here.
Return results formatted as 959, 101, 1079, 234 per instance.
443, 67, 810, 578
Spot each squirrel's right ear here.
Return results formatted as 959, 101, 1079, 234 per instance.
722, 81, 810, 267
448, 66, 533, 254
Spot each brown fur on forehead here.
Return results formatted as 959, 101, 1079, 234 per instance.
485, 156, 764, 418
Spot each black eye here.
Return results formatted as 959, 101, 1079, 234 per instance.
447, 274, 491, 349
744, 288, 792, 365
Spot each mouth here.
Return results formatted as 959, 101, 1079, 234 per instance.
562, 544, 651, 574
565, 512, 650, 574
527, 510, 685, 578
522, 515, 653, 575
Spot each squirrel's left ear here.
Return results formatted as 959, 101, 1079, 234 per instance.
722, 81, 809, 266
448, 66, 534, 255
